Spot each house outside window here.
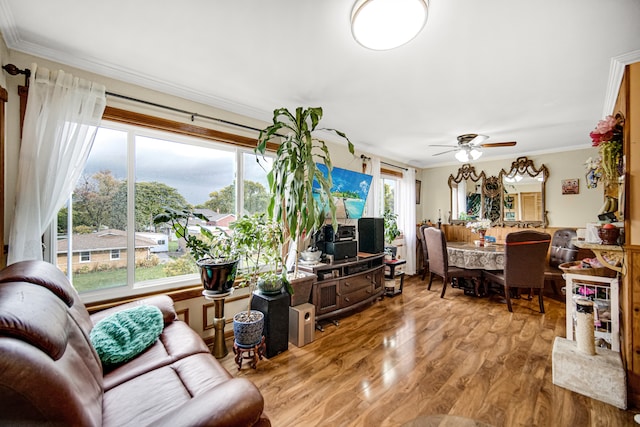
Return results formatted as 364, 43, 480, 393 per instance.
55, 119, 273, 301
79, 251, 91, 263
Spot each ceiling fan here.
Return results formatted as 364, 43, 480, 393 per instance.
431, 134, 517, 162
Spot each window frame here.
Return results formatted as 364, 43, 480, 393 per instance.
47, 107, 278, 304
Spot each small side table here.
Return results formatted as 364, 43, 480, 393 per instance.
384, 259, 406, 296
202, 289, 234, 359
233, 336, 266, 370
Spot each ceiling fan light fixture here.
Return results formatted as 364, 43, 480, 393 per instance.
455, 149, 470, 163
351, 0, 429, 50
470, 148, 483, 160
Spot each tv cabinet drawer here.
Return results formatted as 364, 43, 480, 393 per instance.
339, 273, 375, 294
340, 285, 374, 306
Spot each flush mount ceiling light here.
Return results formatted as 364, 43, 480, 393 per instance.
351, 0, 429, 50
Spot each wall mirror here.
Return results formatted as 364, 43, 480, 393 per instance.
448, 164, 485, 224
483, 175, 501, 223
498, 156, 548, 227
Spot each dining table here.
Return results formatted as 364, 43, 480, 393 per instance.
447, 241, 505, 271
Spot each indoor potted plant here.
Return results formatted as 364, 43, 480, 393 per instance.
383, 209, 401, 259
153, 207, 239, 294
229, 213, 288, 347
230, 213, 290, 295
255, 107, 354, 305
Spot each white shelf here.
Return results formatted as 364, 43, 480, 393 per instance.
565, 273, 619, 352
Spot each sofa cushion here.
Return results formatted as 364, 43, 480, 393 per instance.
91, 305, 164, 368
0, 282, 69, 360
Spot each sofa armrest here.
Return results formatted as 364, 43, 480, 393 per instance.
90, 295, 177, 326
150, 378, 269, 427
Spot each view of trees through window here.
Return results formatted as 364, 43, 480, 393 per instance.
56, 122, 273, 295
382, 177, 397, 214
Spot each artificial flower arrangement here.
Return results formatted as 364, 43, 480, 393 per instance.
588, 113, 624, 186
466, 219, 492, 233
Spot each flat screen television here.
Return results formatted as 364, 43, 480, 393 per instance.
312, 163, 373, 219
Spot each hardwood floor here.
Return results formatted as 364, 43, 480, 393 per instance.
219, 275, 636, 426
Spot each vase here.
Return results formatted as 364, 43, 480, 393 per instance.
478, 229, 486, 247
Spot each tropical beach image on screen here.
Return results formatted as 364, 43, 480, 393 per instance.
313, 163, 373, 219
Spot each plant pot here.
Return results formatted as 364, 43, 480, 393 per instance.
288, 271, 316, 306
233, 310, 264, 347
198, 259, 239, 294
257, 275, 285, 295
385, 245, 397, 260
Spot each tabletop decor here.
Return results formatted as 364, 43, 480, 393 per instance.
589, 113, 624, 186
466, 219, 491, 246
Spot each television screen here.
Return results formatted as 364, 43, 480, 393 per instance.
313, 164, 373, 219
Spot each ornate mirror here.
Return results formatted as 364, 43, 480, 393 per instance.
498, 156, 548, 227
448, 164, 485, 224
483, 175, 501, 223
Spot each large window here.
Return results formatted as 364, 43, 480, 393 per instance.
55, 120, 272, 300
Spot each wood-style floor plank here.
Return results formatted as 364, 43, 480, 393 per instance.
219, 276, 636, 426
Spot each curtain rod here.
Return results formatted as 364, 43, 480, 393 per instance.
105, 91, 266, 134
360, 154, 408, 172
381, 161, 408, 171
0, 64, 265, 134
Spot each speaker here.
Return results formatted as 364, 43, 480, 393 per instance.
289, 303, 315, 347
358, 217, 384, 254
325, 240, 357, 260
250, 290, 290, 358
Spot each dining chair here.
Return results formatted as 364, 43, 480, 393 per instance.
544, 228, 578, 296
423, 227, 481, 298
419, 224, 430, 280
483, 230, 551, 313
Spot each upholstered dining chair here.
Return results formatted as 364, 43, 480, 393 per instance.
423, 227, 481, 298
483, 230, 551, 313
419, 224, 430, 280
544, 228, 578, 296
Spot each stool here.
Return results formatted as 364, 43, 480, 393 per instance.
233, 336, 266, 370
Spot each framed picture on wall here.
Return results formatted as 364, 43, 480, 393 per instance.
416, 180, 421, 204
561, 178, 579, 195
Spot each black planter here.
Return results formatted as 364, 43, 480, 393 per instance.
197, 259, 238, 294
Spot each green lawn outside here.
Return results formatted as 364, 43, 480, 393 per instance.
73, 264, 168, 292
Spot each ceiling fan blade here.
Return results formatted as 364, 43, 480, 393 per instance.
428, 144, 457, 148
433, 149, 457, 156
480, 141, 517, 148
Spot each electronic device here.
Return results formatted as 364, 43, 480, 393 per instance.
325, 240, 357, 260
358, 217, 384, 254
289, 303, 315, 347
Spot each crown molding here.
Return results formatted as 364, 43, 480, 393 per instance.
603, 49, 640, 116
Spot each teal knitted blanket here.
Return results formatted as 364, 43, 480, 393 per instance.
90, 305, 164, 368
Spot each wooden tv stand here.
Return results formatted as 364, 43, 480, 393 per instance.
299, 253, 384, 331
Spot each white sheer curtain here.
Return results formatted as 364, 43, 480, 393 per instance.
8, 64, 106, 265
398, 168, 416, 274
365, 156, 381, 217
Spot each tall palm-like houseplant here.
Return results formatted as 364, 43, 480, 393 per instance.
255, 107, 354, 278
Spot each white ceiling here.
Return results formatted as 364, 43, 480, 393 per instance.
1, 0, 639, 168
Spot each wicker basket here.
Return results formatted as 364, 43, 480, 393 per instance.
559, 261, 617, 278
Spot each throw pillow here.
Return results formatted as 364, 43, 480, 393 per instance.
90, 305, 164, 368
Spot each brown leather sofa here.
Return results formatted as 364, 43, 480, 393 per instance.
0, 260, 270, 426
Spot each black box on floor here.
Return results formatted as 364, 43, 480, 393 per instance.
250, 290, 290, 358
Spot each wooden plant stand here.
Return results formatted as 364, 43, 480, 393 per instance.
233, 336, 266, 370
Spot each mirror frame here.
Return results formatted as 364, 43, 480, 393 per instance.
448, 164, 485, 224
482, 175, 502, 223
498, 156, 549, 228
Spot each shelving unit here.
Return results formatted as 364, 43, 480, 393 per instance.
565, 273, 619, 352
